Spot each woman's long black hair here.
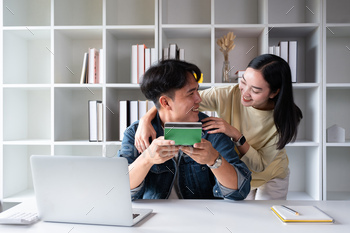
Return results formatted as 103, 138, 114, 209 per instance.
247, 54, 303, 149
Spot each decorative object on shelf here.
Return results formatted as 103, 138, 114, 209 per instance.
326, 124, 345, 143
217, 31, 236, 83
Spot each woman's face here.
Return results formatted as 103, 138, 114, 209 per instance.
239, 67, 279, 110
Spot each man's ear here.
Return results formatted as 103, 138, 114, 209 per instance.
159, 96, 172, 110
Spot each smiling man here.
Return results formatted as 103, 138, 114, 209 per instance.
118, 59, 251, 200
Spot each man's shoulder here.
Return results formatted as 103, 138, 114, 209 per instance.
198, 111, 209, 120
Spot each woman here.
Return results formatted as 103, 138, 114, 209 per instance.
134, 54, 303, 200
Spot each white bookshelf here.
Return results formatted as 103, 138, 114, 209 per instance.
323, 0, 350, 201
1, 0, 349, 202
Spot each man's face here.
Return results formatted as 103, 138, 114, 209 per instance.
167, 73, 202, 122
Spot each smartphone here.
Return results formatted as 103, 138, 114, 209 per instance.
164, 122, 202, 146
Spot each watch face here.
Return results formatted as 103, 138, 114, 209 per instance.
208, 154, 222, 169
236, 135, 246, 146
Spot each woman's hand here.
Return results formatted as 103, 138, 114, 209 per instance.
135, 117, 157, 153
201, 117, 241, 140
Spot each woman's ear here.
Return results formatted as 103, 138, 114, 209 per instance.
269, 89, 280, 99
159, 96, 172, 110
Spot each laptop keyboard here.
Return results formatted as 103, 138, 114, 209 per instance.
133, 214, 140, 219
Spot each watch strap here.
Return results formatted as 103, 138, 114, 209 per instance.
207, 154, 223, 169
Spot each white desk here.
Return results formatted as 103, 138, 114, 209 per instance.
1, 199, 349, 233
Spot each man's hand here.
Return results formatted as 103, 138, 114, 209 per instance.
180, 139, 219, 165
142, 136, 180, 165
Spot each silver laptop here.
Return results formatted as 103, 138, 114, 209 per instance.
30, 155, 152, 226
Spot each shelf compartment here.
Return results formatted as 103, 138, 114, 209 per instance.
106, 28, 156, 84
105, 143, 122, 158
54, 87, 103, 141
268, 26, 321, 83
160, 0, 211, 25
54, 29, 103, 84
3, 29, 51, 84
3, 0, 51, 26
268, 0, 321, 24
54, 145, 103, 156
106, 88, 147, 141
326, 26, 350, 83
2, 145, 50, 201
326, 89, 350, 141
286, 146, 322, 200
325, 147, 350, 200
3, 87, 51, 141
326, 0, 350, 23
161, 27, 211, 83
215, 27, 265, 83
54, 0, 102, 26
293, 87, 321, 143
106, 0, 155, 26
215, 0, 265, 24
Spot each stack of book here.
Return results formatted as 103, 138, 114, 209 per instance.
80, 48, 103, 84
88, 100, 103, 142
162, 43, 185, 61
269, 41, 297, 82
131, 44, 157, 84
119, 100, 155, 141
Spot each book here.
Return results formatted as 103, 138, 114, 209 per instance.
147, 100, 155, 111
164, 122, 202, 146
88, 48, 98, 84
288, 41, 297, 82
138, 100, 147, 120
131, 45, 138, 84
271, 205, 334, 223
278, 41, 288, 63
119, 100, 130, 141
97, 101, 103, 142
178, 48, 185, 60
88, 100, 102, 142
151, 48, 157, 66
95, 49, 100, 83
80, 52, 88, 84
169, 43, 178, 59
129, 100, 139, 125
99, 49, 103, 84
163, 47, 169, 60
145, 48, 151, 73
138, 44, 146, 83
274, 46, 280, 56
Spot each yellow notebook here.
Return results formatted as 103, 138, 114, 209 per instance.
271, 205, 334, 223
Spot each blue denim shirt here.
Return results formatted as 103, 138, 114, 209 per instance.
118, 112, 251, 201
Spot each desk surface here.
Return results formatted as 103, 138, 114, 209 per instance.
1, 199, 349, 233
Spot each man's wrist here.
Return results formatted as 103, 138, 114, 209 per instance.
207, 154, 223, 169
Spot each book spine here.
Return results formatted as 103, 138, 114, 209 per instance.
131, 45, 138, 84
288, 41, 297, 83
88, 100, 98, 142
80, 52, 88, 84
138, 44, 146, 83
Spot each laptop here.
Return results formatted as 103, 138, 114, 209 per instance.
30, 155, 152, 226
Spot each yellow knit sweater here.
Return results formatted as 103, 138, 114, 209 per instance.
199, 84, 289, 188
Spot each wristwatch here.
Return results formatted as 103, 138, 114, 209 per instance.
207, 154, 223, 169
234, 135, 246, 146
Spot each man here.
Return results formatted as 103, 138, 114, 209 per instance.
118, 59, 251, 200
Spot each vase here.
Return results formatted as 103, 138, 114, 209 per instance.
222, 60, 231, 83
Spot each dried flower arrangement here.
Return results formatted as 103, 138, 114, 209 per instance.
217, 32, 236, 62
